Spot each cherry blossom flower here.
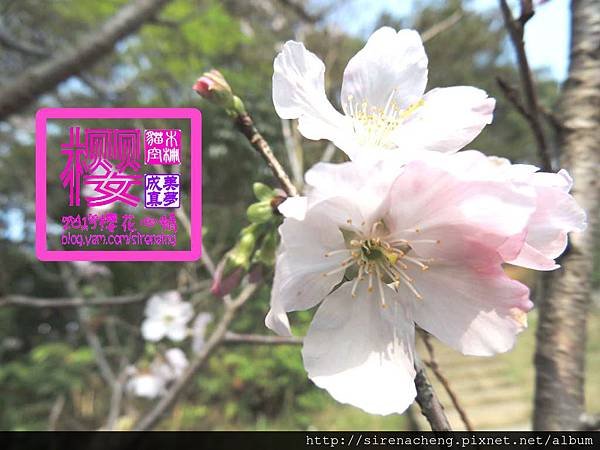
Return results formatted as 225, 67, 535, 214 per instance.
266, 158, 544, 414
126, 348, 189, 399
141, 291, 193, 342
272, 27, 495, 160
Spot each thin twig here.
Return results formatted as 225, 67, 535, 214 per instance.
132, 282, 259, 430
281, 119, 304, 188
499, 0, 553, 172
224, 332, 302, 345
47, 394, 66, 431
414, 359, 452, 431
422, 333, 474, 431
0, 280, 210, 308
104, 369, 128, 430
421, 11, 463, 42
234, 112, 298, 197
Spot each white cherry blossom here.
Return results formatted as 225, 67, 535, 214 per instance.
141, 291, 193, 342
126, 348, 189, 399
273, 27, 495, 160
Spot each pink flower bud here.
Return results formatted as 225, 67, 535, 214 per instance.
210, 261, 244, 298
192, 77, 214, 98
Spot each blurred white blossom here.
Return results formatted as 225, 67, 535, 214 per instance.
141, 291, 193, 342
126, 348, 189, 399
191, 313, 213, 353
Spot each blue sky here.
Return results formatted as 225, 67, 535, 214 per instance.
323, 0, 570, 81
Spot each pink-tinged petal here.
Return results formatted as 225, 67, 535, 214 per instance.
508, 244, 559, 271
385, 161, 535, 265
341, 28, 428, 113
409, 264, 532, 356
273, 41, 353, 150
391, 86, 495, 153
302, 282, 416, 415
508, 175, 586, 270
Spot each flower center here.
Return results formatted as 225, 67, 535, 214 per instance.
323, 220, 439, 307
163, 314, 175, 324
344, 93, 424, 149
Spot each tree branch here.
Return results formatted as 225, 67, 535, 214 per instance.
132, 282, 260, 430
234, 111, 298, 197
498, 0, 553, 172
0, 22, 48, 57
414, 359, 452, 431
421, 11, 463, 43
0, 0, 172, 120
224, 332, 302, 345
0, 280, 210, 308
422, 333, 473, 431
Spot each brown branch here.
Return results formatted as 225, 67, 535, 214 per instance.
234, 112, 298, 197
414, 360, 452, 431
275, 0, 328, 24
0, 22, 48, 57
224, 332, 302, 345
422, 333, 474, 431
499, 0, 553, 172
0, 280, 210, 308
0, 0, 172, 120
132, 282, 259, 431
421, 11, 463, 43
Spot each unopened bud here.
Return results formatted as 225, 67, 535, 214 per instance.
247, 201, 273, 224
193, 69, 236, 111
210, 260, 244, 298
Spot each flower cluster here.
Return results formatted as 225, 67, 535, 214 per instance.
128, 291, 212, 399
126, 348, 189, 399
267, 27, 586, 415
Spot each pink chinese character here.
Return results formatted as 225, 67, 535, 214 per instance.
60, 127, 86, 206
84, 160, 142, 208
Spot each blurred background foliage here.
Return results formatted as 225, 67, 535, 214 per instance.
0, 0, 597, 430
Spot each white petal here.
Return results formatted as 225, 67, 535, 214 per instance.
144, 294, 165, 318
141, 318, 167, 342
165, 348, 189, 377
273, 41, 352, 148
409, 264, 532, 356
272, 204, 347, 313
127, 374, 165, 399
303, 282, 416, 415
265, 304, 293, 336
391, 86, 495, 153
177, 301, 194, 323
304, 161, 399, 225
278, 196, 308, 220
165, 323, 187, 342
341, 28, 427, 113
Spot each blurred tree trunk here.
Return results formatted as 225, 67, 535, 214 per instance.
534, 0, 600, 430
0, 0, 172, 121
